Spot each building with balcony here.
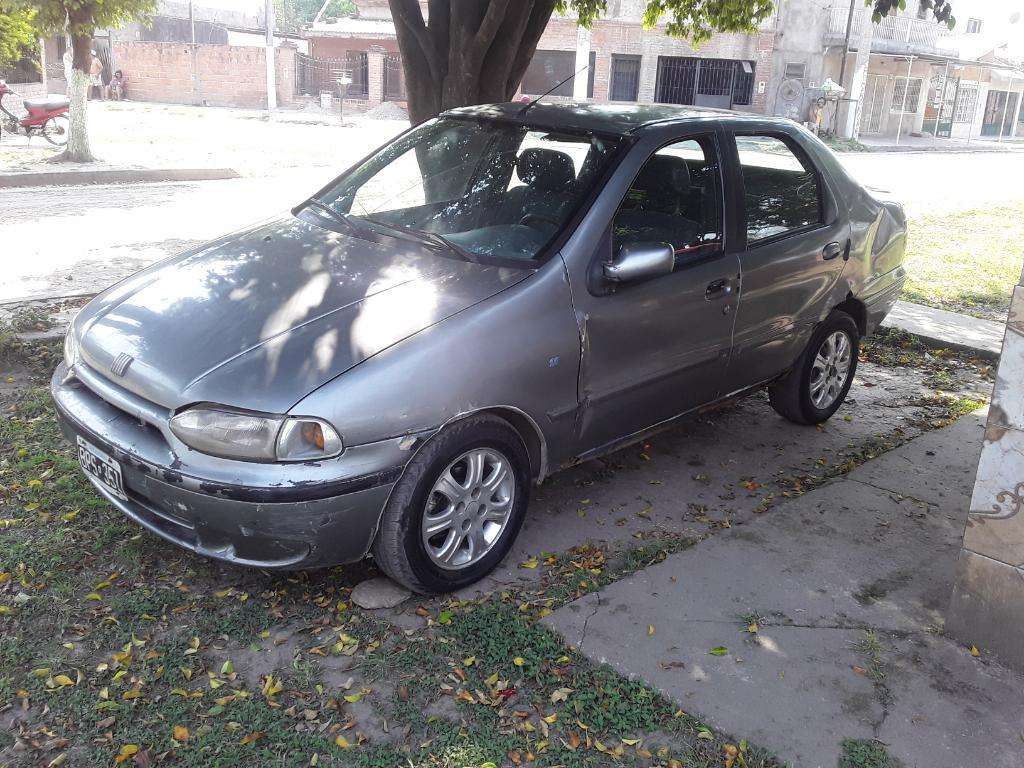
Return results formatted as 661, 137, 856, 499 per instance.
770, 0, 1024, 142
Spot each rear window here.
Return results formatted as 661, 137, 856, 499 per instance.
735, 135, 823, 244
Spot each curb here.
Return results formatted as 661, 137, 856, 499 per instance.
0, 167, 240, 189
880, 317, 1002, 361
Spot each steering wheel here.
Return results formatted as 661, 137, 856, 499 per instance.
519, 213, 560, 230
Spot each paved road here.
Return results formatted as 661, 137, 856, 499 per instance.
3, 150, 1023, 303
0, 168, 334, 302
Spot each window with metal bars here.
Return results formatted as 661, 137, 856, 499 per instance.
890, 76, 922, 112
655, 57, 755, 107
952, 84, 978, 123
610, 55, 641, 101
733, 61, 756, 105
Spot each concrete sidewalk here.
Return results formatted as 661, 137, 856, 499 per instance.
883, 299, 1005, 358
545, 412, 1024, 768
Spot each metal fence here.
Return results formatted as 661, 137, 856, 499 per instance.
383, 53, 405, 101
295, 51, 369, 99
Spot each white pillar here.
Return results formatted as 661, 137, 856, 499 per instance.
895, 55, 914, 145
572, 25, 591, 101
265, 0, 277, 111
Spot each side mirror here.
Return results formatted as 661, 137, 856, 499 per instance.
603, 242, 675, 284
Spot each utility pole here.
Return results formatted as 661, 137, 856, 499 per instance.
265, 0, 277, 112
189, 0, 198, 105
837, 0, 857, 91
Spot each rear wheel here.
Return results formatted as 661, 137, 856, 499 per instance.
42, 115, 69, 146
371, 414, 530, 594
769, 311, 859, 425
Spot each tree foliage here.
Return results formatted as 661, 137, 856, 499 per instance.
25, 0, 156, 64
274, 0, 355, 33
0, 3, 37, 72
391, 0, 957, 125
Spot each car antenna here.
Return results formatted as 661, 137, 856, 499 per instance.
517, 65, 590, 116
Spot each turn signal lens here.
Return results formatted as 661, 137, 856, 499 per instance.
276, 418, 343, 461
63, 329, 78, 369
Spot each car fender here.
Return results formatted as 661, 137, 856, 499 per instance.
289, 255, 581, 481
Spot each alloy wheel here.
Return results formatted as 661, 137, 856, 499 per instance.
421, 448, 515, 570
809, 330, 852, 409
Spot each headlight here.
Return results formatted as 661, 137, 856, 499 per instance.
63, 329, 78, 369
168, 406, 342, 462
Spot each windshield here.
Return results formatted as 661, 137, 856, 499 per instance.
314, 118, 621, 261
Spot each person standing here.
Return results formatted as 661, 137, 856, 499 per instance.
89, 51, 104, 100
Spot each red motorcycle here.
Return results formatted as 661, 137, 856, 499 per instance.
0, 80, 70, 146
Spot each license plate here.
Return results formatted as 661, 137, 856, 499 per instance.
77, 436, 127, 501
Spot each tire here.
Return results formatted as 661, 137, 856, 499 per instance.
43, 115, 70, 146
371, 414, 531, 594
768, 311, 859, 425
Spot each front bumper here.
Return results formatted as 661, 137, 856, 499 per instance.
51, 362, 422, 569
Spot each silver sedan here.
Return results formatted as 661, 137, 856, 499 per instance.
53, 102, 906, 593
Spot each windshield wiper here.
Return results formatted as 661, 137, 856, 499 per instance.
304, 198, 352, 227
414, 229, 476, 262
358, 215, 476, 262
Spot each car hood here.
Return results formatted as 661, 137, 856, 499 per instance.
75, 214, 532, 413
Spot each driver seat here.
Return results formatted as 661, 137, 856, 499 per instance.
24, 95, 70, 112
498, 148, 577, 226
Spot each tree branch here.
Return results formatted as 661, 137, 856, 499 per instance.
389, 0, 440, 81
505, 0, 556, 95
473, 0, 511, 50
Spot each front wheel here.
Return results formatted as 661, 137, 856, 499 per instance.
371, 414, 530, 594
769, 311, 859, 425
42, 114, 70, 146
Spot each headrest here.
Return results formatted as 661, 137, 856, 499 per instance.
635, 155, 691, 195
516, 148, 575, 192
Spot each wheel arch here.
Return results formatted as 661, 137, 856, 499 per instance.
833, 294, 867, 337
451, 406, 548, 484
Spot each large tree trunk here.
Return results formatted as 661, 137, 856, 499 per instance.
55, 29, 95, 162
390, 0, 557, 125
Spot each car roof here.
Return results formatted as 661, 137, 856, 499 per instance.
443, 101, 775, 135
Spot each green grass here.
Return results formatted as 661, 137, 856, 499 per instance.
902, 202, 1024, 320
839, 738, 904, 768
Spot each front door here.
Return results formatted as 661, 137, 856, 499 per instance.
724, 131, 848, 392
575, 133, 740, 452
982, 90, 1019, 137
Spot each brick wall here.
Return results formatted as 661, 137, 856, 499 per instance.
111, 41, 297, 108
530, 17, 775, 112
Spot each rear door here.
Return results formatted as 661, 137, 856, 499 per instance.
722, 128, 848, 392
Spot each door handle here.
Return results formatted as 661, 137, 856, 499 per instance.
705, 278, 731, 300
822, 242, 842, 261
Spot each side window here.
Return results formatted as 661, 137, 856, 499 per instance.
612, 136, 723, 264
735, 135, 823, 244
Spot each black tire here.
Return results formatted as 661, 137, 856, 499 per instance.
371, 414, 531, 594
43, 115, 69, 147
768, 311, 859, 425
